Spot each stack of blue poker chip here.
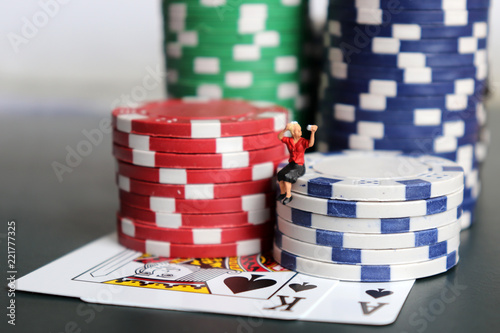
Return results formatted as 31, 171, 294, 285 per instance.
317, 0, 491, 229
273, 151, 464, 281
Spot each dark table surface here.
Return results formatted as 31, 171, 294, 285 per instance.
1, 109, 499, 333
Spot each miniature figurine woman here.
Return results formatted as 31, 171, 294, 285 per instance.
277, 122, 318, 204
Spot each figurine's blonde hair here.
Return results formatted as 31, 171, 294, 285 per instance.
289, 122, 301, 136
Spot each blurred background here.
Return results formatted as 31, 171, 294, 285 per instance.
2, 0, 499, 115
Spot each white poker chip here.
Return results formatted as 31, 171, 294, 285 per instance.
281, 187, 464, 218
275, 230, 460, 265
278, 151, 464, 201
274, 245, 459, 282
276, 203, 462, 234
276, 216, 460, 250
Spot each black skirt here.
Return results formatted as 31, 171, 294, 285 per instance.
277, 162, 305, 184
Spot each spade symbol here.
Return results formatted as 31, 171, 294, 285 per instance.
289, 282, 317, 293
366, 288, 394, 299
224, 274, 277, 294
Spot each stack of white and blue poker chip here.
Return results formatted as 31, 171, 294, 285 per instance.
317, 0, 491, 229
273, 151, 465, 281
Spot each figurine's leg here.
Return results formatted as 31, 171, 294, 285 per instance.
285, 181, 292, 198
279, 180, 286, 194
276, 181, 287, 201
282, 181, 293, 204
277, 164, 292, 201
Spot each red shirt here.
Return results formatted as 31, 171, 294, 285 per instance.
282, 137, 309, 165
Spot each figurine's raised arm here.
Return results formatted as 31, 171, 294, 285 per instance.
308, 125, 318, 148
278, 122, 294, 141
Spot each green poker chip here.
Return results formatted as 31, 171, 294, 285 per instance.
169, 76, 302, 88
165, 30, 304, 45
168, 80, 310, 96
167, 90, 300, 110
166, 43, 303, 58
169, 0, 304, 4
166, 56, 303, 74
168, 82, 298, 99
164, 2, 306, 19
167, 67, 301, 80
164, 0, 305, 8
166, 18, 304, 33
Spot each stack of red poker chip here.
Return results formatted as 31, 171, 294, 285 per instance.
111, 98, 289, 258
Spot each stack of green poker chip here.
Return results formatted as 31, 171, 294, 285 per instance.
162, 0, 312, 123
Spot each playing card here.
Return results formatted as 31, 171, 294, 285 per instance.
16, 233, 339, 321
259, 274, 340, 319
303, 279, 415, 325
16, 233, 414, 323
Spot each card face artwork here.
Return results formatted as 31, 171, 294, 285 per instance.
16, 233, 413, 324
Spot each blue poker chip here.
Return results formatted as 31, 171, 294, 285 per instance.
325, 102, 483, 125
462, 195, 479, 209
325, 119, 480, 139
434, 151, 481, 170
463, 187, 477, 201
327, 49, 487, 68
324, 90, 479, 111
460, 196, 478, 229
407, 143, 482, 173
328, 20, 488, 39
273, 244, 459, 282
328, 8, 489, 25
328, 62, 486, 82
323, 133, 479, 153
326, 78, 486, 97
320, 112, 481, 140
277, 150, 465, 201
315, 136, 483, 171
463, 181, 481, 201
329, 0, 490, 10
327, 36, 487, 54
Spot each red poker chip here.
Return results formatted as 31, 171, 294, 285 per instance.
118, 230, 272, 258
113, 129, 283, 153
119, 203, 273, 228
117, 175, 275, 199
116, 160, 282, 184
118, 214, 273, 244
119, 190, 275, 214
111, 99, 288, 138
113, 143, 287, 169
